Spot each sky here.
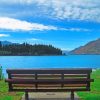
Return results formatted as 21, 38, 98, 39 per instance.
0, 0, 100, 50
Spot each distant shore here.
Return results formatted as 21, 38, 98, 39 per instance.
0, 54, 100, 56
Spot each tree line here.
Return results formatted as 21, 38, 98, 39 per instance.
0, 41, 62, 55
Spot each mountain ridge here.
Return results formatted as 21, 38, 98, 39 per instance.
70, 38, 100, 54
1, 41, 12, 45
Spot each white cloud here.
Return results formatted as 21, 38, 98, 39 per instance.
62, 28, 90, 32
0, 0, 100, 22
0, 34, 10, 37
44, 0, 100, 22
0, 17, 90, 32
21, 0, 100, 22
29, 38, 41, 41
0, 17, 57, 31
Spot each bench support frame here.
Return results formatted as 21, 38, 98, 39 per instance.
71, 91, 74, 100
25, 91, 29, 100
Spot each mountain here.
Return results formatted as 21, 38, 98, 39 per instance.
1, 41, 18, 46
70, 38, 100, 54
1, 41, 13, 45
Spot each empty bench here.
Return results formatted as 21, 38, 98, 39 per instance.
5, 68, 94, 100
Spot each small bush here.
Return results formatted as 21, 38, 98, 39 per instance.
0, 66, 3, 80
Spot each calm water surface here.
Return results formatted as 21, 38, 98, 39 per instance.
0, 55, 100, 75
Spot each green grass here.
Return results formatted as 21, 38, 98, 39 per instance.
77, 69, 100, 100
0, 80, 23, 100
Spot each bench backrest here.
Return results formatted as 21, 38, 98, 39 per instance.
6, 68, 93, 92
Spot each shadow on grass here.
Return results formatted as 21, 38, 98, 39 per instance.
23, 98, 79, 100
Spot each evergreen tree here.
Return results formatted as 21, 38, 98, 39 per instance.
0, 41, 2, 50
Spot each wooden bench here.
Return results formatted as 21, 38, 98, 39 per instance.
5, 68, 94, 100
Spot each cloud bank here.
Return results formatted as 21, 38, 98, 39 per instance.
0, 0, 100, 22
0, 34, 10, 37
0, 17, 57, 31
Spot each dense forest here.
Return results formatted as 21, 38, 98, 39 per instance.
0, 41, 62, 55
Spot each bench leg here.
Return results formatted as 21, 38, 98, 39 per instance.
25, 91, 29, 100
71, 91, 74, 100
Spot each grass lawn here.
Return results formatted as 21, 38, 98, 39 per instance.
78, 69, 100, 100
0, 69, 100, 100
0, 80, 23, 100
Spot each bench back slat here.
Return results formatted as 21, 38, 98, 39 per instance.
7, 68, 92, 74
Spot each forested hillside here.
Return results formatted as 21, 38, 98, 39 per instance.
0, 41, 62, 55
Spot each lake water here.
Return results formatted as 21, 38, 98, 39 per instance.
0, 55, 100, 76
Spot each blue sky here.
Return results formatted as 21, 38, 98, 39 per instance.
0, 0, 100, 50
